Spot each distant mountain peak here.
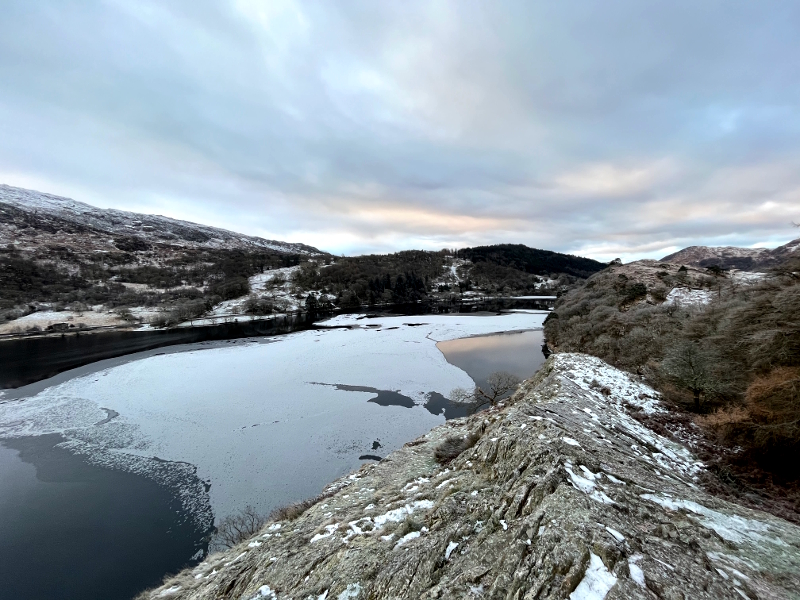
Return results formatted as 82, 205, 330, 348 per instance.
661, 238, 799, 271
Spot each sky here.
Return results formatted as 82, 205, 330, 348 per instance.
0, 1, 799, 260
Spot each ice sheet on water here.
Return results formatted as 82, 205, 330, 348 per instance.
0, 313, 545, 521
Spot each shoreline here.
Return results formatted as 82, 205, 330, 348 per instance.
0, 300, 554, 389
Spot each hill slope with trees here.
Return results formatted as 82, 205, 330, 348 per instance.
287, 245, 605, 309
457, 243, 606, 278
544, 256, 800, 518
0, 183, 605, 331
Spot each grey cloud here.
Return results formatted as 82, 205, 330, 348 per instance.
0, 0, 798, 260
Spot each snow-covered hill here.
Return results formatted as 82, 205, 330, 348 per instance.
661, 238, 799, 271
0, 184, 324, 255
0, 183, 330, 333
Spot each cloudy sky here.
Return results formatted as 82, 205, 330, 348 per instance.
1, 1, 798, 259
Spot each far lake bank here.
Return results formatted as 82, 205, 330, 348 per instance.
0, 297, 555, 389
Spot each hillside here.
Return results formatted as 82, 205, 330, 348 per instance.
140, 354, 800, 600
661, 237, 800, 271
0, 184, 602, 334
285, 244, 600, 309
0, 184, 321, 255
544, 258, 800, 516
457, 243, 606, 278
0, 184, 327, 331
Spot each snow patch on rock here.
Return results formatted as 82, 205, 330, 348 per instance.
569, 553, 617, 600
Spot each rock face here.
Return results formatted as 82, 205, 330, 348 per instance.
143, 354, 800, 600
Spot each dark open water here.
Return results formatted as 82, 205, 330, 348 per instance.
0, 435, 210, 600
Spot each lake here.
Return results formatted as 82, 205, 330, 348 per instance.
0, 312, 547, 600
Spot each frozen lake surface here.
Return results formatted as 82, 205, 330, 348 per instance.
0, 312, 547, 525
0, 311, 547, 600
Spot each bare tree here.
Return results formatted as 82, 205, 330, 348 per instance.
660, 341, 726, 411
210, 505, 267, 551
450, 371, 523, 411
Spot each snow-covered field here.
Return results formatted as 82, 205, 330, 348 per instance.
0, 312, 546, 522
203, 264, 339, 323
730, 270, 767, 283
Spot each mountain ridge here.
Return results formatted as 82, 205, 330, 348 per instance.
0, 183, 603, 335
661, 237, 800, 271
0, 184, 324, 256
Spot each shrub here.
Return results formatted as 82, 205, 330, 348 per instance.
546, 261, 800, 483
651, 285, 668, 301
244, 295, 275, 315
210, 276, 250, 300
434, 430, 481, 464
622, 282, 647, 302
113, 237, 151, 252
210, 505, 267, 551
700, 367, 800, 477
746, 367, 800, 424
268, 488, 337, 522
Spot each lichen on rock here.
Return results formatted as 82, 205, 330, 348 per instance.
141, 353, 800, 600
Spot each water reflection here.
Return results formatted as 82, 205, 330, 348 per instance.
321, 329, 547, 421
437, 330, 546, 400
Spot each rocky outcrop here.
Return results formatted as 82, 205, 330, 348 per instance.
143, 354, 800, 600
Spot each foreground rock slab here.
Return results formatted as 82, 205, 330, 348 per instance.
143, 354, 800, 600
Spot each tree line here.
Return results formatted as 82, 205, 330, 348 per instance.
0, 244, 303, 325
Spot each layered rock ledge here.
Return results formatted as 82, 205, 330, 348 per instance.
144, 354, 800, 600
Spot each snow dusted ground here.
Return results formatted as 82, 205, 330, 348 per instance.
430, 257, 557, 292
0, 312, 545, 523
203, 265, 340, 323
431, 257, 469, 289
729, 270, 767, 283
0, 183, 321, 255
207, 266, 304, 318
0, 309, 128, 334
549, 353, 703, 481
663, 287, 714, 306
